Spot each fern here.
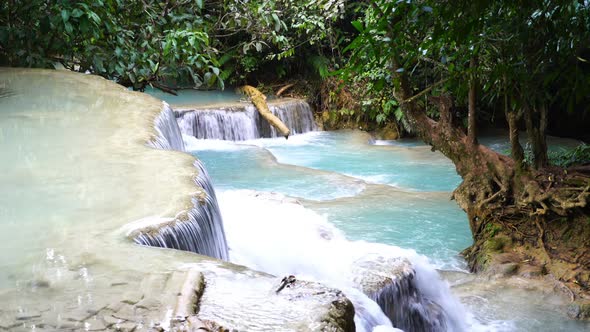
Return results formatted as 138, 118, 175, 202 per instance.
308, 55, 330, 78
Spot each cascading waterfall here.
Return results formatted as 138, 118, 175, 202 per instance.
367, 272, 447, 332
149, 102, 187, 151
176, 98, 317, 140
351, 256, 449, 332
217, 190, 476, 332
133, 102, 229, 260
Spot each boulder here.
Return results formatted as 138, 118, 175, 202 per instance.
197, 265, 356, 332
351, 255, 446, 332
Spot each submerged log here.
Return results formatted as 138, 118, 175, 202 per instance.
239, 85, 290, 139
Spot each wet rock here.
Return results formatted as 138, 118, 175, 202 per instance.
568, 300, 590, 319
121, 291, 143, 305
56, 320, 82, 330
107, 301, 124, 313
112, 304, 137, 322
0, 321, 21, 330
103, 314, 123, 327
15, 311, 42, 321
277, 279, 355, 332
112, 321, 138, 331
86, 318, 108, 331
374, 124, 400, 140
28, 279, 51, 289
493, 262, 519, 277
135, 298, 161, 311
351, 255, 446, 332
198, 267, 355, 332
518, 264, 544, 278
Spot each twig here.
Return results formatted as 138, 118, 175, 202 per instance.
400, 78, 450, 105
152, 82, 178, 96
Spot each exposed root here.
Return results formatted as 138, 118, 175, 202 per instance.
477, 189, 504, 209
548, 275, 577, 302
534, 218, 552, 264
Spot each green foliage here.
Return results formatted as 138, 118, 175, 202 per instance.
0, 0, 222, 89
549, 144, 590, 168
0, 0, 346, 88
307, 55, 330, 78
506, 143, 590, 168
341, 0, 590, 133
485, 223, 501, 238
215, 0, 346, 81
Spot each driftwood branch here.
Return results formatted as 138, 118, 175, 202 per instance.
151, 82, 178, 96
276, 83, 295, 97
238, 85, 290, 139
400, 78, 450, 105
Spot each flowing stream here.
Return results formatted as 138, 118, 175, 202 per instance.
1, 71, 587, 331
0, 69, 239, 331
174, 95, 589, 331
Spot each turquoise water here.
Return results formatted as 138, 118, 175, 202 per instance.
193, 147, 365, 201
478, 128, 584, 155
187, 131, 470, 269
187, 129, 590, 331
307, 188, 470, 270
250, 131, 462, 192
0, 69, 235, 330
143, 86, 243, 106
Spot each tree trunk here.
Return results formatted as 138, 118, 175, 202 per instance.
239, 85, 291, 138
505, 94, 525, 170
392, 66, 590, 306
524, 102, 549, 169
468, 57, 478, 145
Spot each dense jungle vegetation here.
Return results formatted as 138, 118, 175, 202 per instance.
2, 0, 590, 315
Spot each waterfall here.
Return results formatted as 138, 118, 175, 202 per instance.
176, 98, 317, 140
150, 102, 186, 151
217, 190, 475, 332
365, 271, 447, 332
136, 102, 229, 260
352, 256, 449, 332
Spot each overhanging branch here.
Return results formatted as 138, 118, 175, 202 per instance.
400, 78, 450, 105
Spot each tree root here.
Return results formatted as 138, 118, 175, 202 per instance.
534, 218, 552, 265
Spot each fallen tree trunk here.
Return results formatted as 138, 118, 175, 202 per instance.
239, 85, 290, 139
276, 83, 295, 97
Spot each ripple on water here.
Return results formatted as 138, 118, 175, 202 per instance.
247, 130, 463, 192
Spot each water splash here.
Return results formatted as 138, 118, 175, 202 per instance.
176, 99, 317, 140
217, 190, 484, 332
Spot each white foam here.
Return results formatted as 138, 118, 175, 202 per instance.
182, 134, 246, 151
122, 215, 181, 236
218, 189, 492, 331
243, 131, 326, 148
372, 326, 404, 332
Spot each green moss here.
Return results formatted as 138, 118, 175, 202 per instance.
483, 235, 511, 252
485, 223, 502, 238
499, 262, 519, 276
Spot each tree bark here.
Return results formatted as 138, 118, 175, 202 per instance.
468, 57, 478, 145
239, 85, 291, 139
505, 93, 525, 170
276, 83, 295, 97
381, 13, 590, 308
524, 102, 549, 169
